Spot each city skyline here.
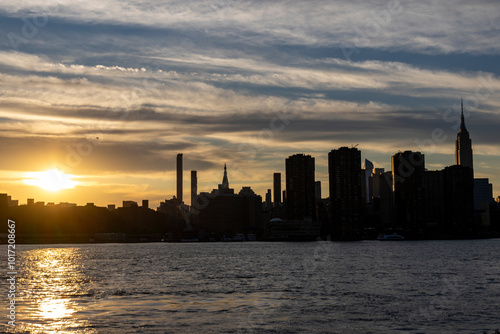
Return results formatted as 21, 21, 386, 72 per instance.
1, 1, 500, 208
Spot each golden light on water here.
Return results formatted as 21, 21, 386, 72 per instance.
23, 169, 80, 191
39, 298, 75, 320
14, 248, 95, 334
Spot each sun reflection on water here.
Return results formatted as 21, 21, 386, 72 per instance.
39, 298, 75, 319
11, 247, 96, 334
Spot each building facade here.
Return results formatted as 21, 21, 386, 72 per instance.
285, 154, 316, 221
392, 151, 425, 236
328, 147, 362, 240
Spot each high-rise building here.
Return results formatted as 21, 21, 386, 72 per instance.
455, 99, 473, 170
474, 178, 493, 210
369, 168, 385, 199
285, 154, 315, 221
474, 178, 493, 226
328, 147, 362, 240
443, 165, 474, 232
177, 153, 183, 203
191, 170, 197, 206
379, 171, 394, 229
392, 151, 425, 236
273, 173, 281, 207
361, 159, 374, 203
193, 165, 263, 239
424, 170, 445, 228
218, 164, 232, 193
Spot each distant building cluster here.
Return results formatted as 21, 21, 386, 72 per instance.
1, 101, 499, 243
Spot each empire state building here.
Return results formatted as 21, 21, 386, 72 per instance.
455, 99, 473, 170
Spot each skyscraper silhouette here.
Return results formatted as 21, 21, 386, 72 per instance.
392, 151, 425, 236
443, 165, 474, 233
191, 170, 197, 206
217, 164, 233, 194
285, 154, 315, 221
328, 147, 362, 240
455, 98, 473, 170
273, 173, 281, 208
221, 164, 229, 189
177, 153, 183, 203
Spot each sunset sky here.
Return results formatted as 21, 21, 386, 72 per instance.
0, 0, 499, 208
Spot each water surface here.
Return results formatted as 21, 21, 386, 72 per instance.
1, 240, 499, 333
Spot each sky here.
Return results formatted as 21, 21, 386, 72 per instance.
0, 0, 499, 208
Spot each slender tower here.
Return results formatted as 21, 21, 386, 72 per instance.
455, 98, 473, 170
191, 170, 197, 206
176, 153, 183, 202
273, 173, 281, 207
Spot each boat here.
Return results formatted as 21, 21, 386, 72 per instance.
377, 233, 405, 240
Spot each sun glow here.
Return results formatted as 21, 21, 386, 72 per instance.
23, 169, 80, 191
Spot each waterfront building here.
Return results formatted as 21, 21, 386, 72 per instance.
392, 151, 425, 236
285, 154, 316, 221
328, 147, 362, 240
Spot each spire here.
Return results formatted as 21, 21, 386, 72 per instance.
222, 163, 229, 189
460, 97, 467, 132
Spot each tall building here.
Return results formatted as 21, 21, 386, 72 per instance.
361, 159, 374, 203
369, 168, 385, 199
218, 164, 232, 193
424, 170, 445, 229
285, 154, 315, 221
443, 165, 474, 233
328, 147, 362, 240
176, 153, 183, 203
191, 170, 197, 206
273, 173, 281, 207
194, 165, 263, 239
455, 99, 473, 170
379, 171, 394, 230
392, 151, 425, 236
474, 178, 493, 210
474, 178, 493, 226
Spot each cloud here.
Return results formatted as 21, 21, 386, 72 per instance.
1, 0, 499, 54
0, 0, 499, 203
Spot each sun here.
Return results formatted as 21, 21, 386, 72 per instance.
23, 169, 80, 191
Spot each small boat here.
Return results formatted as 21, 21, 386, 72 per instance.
377, 233, 405, 240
